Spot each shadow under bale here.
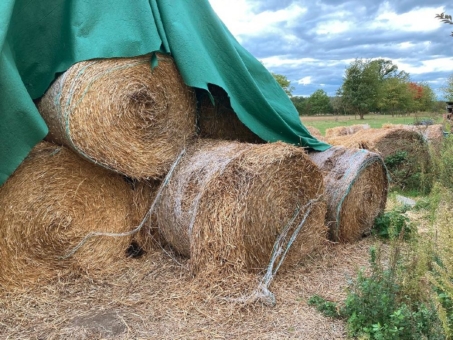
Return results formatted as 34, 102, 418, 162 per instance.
0, 142, 157, 287
197, 84, 264, 143
309, 146, 388, 242
37, 53, 197, 180
156, 140, 327, 275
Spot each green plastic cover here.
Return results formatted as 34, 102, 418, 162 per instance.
0, 0, 330, 186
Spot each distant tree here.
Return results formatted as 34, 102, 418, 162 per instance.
436, 12, 453, 36
338, 59, 381, 119
271, 73, 295, 97
306, 89, 333, 115
416, 83, 437, 111
290, 96, 307, 115
330, 95, 347, 115
442, 74, 453, 101
379, 76, 412, 116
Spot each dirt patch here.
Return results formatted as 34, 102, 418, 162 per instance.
70, 311, 126, 338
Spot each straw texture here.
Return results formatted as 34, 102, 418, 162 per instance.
0, 142, 157, 286
157, 140, 327, 275
327, 128, 430, 189
325, 124, 370, 138
37, 53, 197, 180
309, 146, 388, 242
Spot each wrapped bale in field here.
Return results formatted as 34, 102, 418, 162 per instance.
327, 128, 430, 190
157, 140, 327, 275
197, 84, 264, 143
0, 142, 157, 286
308, 146, 388, 242
383, 123, 444, 149
325, 124, 370, 138
37, 53, 197, 180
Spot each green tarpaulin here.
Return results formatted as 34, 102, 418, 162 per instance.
0, 0, 330, 186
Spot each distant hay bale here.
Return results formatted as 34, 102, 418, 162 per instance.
382, 123, 409, 129
327, 128, 430, 190
308, 146, 388, 242
306, 126, 326, 142
0, 142, 157, 286
197, 84, 264, 143
157, 140, 327, 275
325, 124, 370, 138
383, 123, 444, 148
37, 53, 197, 180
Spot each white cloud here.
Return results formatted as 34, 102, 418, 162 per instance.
372, 3, 444, 32
208, 0, 307, 40
315, 20, 353, 35
394, 57, 453, 75
298, 76, 312, 85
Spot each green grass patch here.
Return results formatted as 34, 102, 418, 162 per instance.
300, 113, 443, 136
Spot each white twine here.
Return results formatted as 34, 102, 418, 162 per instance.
232, 196, 323, 307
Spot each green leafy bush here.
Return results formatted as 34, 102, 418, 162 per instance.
373, 205, 413, 239
309, 246, 443, 339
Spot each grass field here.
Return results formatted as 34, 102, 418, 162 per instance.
301, 112, 444, 135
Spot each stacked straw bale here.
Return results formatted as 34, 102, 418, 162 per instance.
308, 146, 388, 242
37, 53, 197, 180
325, 124, 370, 138
197, 84, 264, 143
305, 125, 326, 142
327, 128, 430, 189
0, 142, 157, 286
157, 140, 327, 275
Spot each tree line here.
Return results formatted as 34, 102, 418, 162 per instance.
273, 58, 443, 118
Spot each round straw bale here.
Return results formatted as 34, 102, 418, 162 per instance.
197, 84, 264, 143
327, 128, 430, 190
325, 124, 370, 138
0, 142, 157, 286
306, 125, 326, 142
383, 123, 444, 148
156, 140, 327, 275
37, 53, 197, 180
308, 146, 388, 242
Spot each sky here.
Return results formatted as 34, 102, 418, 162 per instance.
208, 0, 453, 99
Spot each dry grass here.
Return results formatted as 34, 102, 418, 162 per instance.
0, 142, 157, 287
309, 146, 388, 242
0, 237, 380, 339
37, 53, 197, 180
157, 140, 327, 279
